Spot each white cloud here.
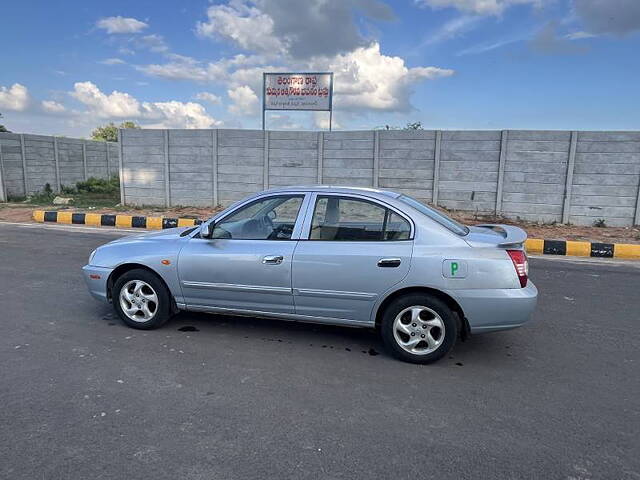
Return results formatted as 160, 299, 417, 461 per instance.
227, 85, 260, 116
140, 101, 222, 129
99, 58, 126, 65
321, 42, 454, 111
136, 34, 169, 53
197, 0, 395, 59
0, 83, 30, 111
69, 81, 221, 129
195, 92, 222, 104
41, 100, 66, 113
417, 0, 541, 15
71, 81, 140, 118
196, 2, 284, 55
96, 16, 148, 34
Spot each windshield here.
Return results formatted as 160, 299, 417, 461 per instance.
398, 195, 469, 236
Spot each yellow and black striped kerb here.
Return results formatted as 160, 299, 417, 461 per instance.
31, 210, 640, 260
33, 210, 201, 230
524, 238, 640, 260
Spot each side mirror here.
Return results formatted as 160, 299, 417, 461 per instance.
201, 221, 215, 239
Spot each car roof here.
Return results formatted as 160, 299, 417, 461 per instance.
262, 185, 401, 198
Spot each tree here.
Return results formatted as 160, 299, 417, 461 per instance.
375, 121, 424, 131
0, 112, 9, 133
91, 121, 140, 142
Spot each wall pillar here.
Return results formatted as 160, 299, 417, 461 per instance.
317, 132, 324, 184
117, 129, 125, 206
212, 129, 219, 207
432, 130, 442, 205
53, 137, 61, 192
373, 130, 380, 188
82, 140, 88, 180
562, 131, 578, 224
495, 130, 508, 215
20, 134, 28, 196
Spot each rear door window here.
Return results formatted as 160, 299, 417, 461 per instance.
309, 196, 411, 241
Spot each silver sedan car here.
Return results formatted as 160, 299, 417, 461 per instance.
83, 186, 537, 364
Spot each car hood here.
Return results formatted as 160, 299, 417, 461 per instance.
107, 226, 194, 245
464, 224, 527, 248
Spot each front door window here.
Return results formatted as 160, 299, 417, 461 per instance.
212, 195, 304, 240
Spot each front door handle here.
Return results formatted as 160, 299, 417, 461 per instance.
378, 258, 401, 268
263, 255, 284, 265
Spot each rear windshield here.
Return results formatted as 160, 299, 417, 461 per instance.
398, 195, 469, 236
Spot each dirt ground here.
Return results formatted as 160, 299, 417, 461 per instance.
1, 202, 639, 244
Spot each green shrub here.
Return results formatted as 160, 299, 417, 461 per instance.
71, 175, 120, 194
28, 183, 56, 203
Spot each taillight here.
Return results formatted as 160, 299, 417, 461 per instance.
507, 249, 528, 288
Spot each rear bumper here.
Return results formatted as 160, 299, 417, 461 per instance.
82, 265, 113, 303
447, 281, 538, 334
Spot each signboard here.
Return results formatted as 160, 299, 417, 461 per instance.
263, 72, 333, 112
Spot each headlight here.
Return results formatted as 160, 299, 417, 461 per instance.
88, 249, 97, 265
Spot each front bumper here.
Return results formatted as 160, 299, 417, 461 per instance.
447, 281, 538, 334
82, 265, 113, 303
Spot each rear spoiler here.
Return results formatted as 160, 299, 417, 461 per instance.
475, 224, 528, 248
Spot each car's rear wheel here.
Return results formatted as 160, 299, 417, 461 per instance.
380, 293, 457, 364
113, 269, 172, 330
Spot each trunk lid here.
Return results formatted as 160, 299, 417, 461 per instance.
464, 224, 527, 249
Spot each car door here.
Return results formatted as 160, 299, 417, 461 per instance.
178, 193, 309, 314
292, 193, 413, 323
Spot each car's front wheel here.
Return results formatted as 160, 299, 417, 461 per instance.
113, 268, 173, 329
380, 293, 458, 364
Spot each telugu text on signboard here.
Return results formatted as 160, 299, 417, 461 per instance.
263, 72, 333, 111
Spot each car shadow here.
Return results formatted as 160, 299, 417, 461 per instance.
95, 304, 523, 366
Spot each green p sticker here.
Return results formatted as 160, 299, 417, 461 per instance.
443, 259, 467, 278
451, 262, 459, 276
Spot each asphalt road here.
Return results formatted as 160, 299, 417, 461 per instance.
0, 222, 638, 480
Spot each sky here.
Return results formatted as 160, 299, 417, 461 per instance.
0, 0, 639, 137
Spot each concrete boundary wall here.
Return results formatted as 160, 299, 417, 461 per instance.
120, 128, 640, 226
0, 132, 119, 200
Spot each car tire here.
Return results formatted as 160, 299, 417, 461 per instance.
380, 293, 457, 364
112, 268, 173, 330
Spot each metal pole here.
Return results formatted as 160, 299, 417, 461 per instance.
328, 72, 334, 132
262, 72, 266, 131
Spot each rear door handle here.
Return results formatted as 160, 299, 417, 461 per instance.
377, 258, 401, 268
263, 255, 284, 265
